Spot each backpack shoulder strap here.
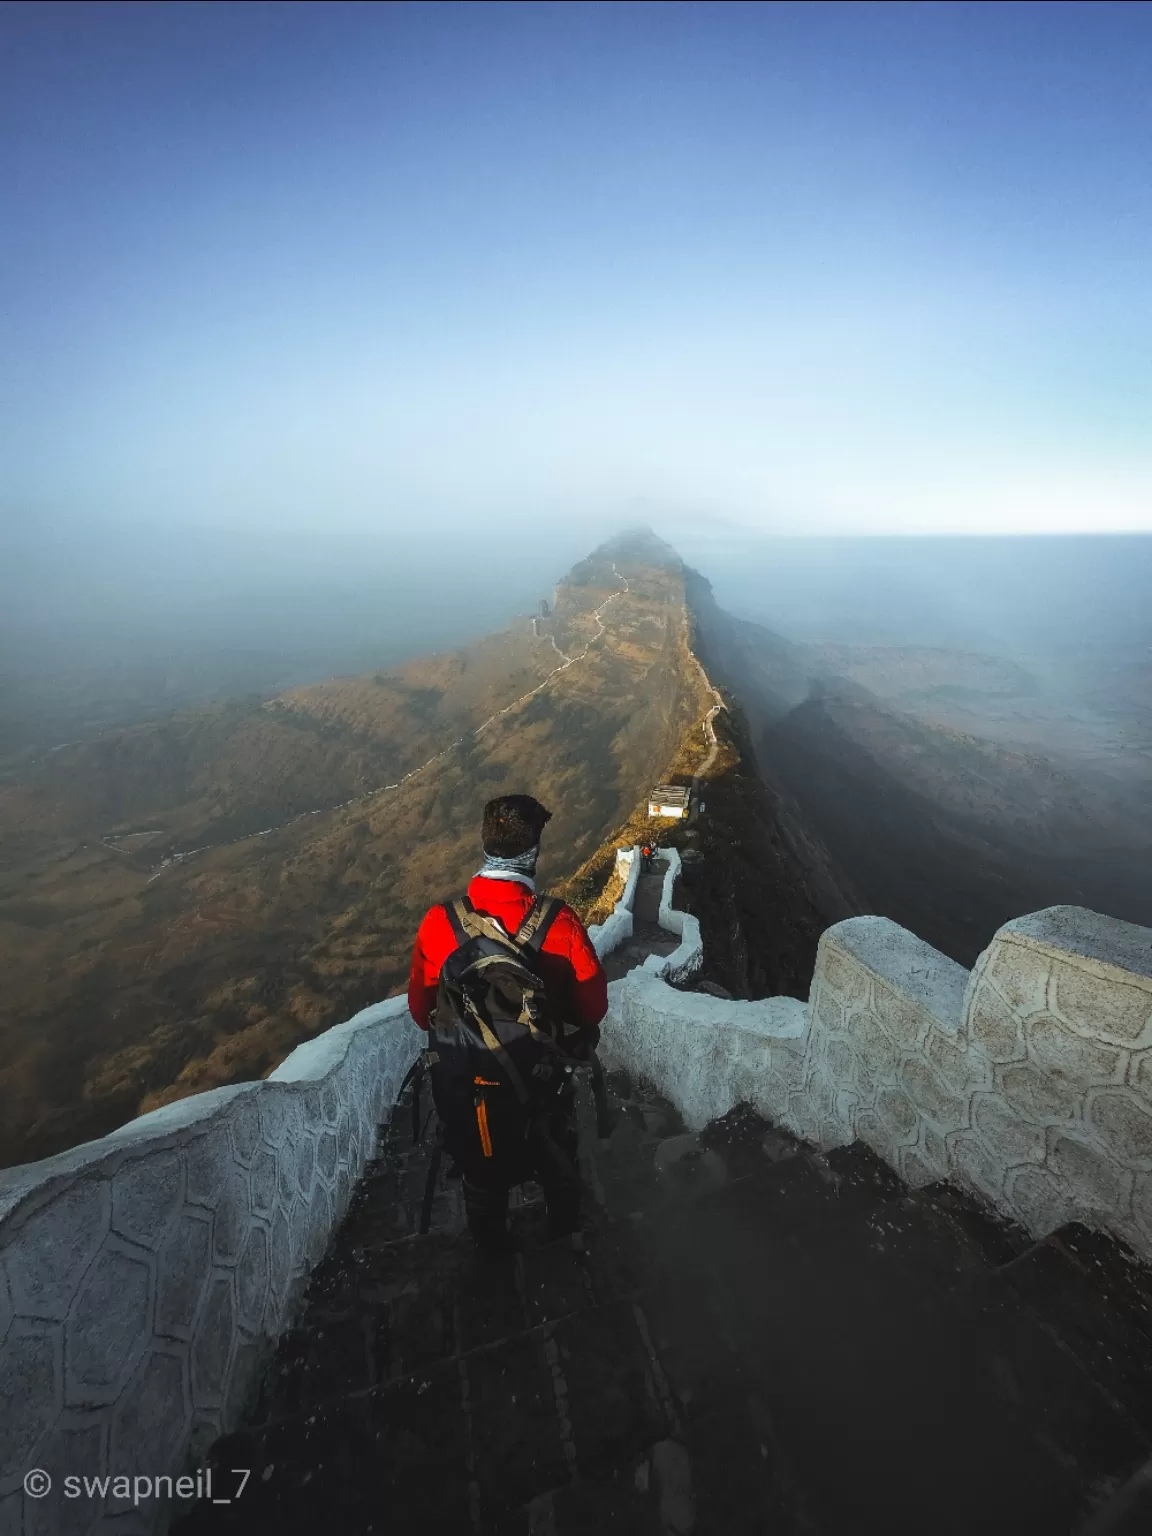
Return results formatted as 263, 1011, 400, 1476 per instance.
514, 894, 564, 953
449, 896, 520, 952
443, 899, 470, 945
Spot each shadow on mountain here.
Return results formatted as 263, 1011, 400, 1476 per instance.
661, 703, 853, 1001
687, 567, 1152, 969
768, 694, 1152, 966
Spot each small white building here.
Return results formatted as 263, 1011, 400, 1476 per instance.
648, 784, 691, 819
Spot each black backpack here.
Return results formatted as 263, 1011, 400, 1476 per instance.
403, 891, 614, 1228
429, 893, 568, 1113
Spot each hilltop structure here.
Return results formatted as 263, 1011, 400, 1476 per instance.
648, 782, 691, 818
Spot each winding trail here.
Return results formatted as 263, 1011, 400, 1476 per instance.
690, 655, 725, 789
602, 849, 681, 980
147, 564, 631, 879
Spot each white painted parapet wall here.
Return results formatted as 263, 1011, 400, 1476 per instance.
601, 850, 1152, 1263
587, 845, 704, 985
640, 846, 703, 986
587, 844, 643, 961
0, 998, 419, 1534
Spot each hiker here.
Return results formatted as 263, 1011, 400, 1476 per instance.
640, 843, 653, 873
407, 794, 608, 1253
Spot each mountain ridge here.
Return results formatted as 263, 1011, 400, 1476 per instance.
4, 525, 1147, 1169
0, 534, 714, 1167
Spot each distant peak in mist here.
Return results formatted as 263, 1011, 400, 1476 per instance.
594, 525, 683, 569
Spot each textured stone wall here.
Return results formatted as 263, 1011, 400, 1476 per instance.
0, 996, 418, 1535
587, 846, 641, 961
783, 915, 971, 1170
602, 861, 1152, 1263
640, 848, 703, 985
601, 975, 808, 1130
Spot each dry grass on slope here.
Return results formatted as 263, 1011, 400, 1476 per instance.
555, 669, 836, 1006
0, 549, 708, 1167
554, 647, 719, 928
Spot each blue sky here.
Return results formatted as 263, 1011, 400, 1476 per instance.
3, 0, 1151, 537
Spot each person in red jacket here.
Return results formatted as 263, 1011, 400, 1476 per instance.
408, 793, 608, 1251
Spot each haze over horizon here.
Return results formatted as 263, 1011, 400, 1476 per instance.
3, 0, 1152, 549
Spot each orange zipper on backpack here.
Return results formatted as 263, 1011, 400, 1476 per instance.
475, 1096, 493, 1158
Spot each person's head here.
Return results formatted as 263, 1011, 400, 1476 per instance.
481, 794, 553, 858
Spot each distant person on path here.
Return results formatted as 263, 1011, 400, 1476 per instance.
640, 843, 653, 873
407, 794, 608, 1253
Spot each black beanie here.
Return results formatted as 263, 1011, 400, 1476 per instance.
481, 794, 552, 857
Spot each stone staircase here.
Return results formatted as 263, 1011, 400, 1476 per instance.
601, 862, 680, 981
175, 1064, 1152, 1535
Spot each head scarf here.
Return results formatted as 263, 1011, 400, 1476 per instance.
476, 842, 540, 889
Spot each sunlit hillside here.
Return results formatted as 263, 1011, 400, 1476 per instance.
0, 531, 711, 1168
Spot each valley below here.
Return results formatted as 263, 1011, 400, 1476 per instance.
0, 535, 712, 1168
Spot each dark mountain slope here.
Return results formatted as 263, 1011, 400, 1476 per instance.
687, 567, 1152, 969
762, 688, 1152, 966
684, 568, 868, 925
663, 699, 848, 999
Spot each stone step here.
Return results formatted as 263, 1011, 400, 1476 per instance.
1078, 1454, 1152, 1535
176, 1073, 1152, 1536
907, 1180, 1032, 1267
616, 1138, 1092, 1533
988, 1226, 1152, 1442
180, 1281, 678, 1534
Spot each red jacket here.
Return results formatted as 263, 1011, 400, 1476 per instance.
407, 875, 608, 1039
